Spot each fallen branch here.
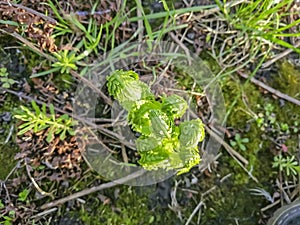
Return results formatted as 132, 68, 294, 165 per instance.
39, 169, 145, 210
237, 70, 300, 106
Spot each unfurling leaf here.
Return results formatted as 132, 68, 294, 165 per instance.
106, 69, 139, 98
161, 95, 188, 119
179, 119, 205, 148
107, 70, 154, 110
149, 109, 172, 139
128, 100, 161, 135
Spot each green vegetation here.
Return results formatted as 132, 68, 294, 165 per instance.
14, 100, 77, 142
272, 154, 300, 176
79, 187, 175, 225
107, 70, 205, 174
17, 189, 30, 202
49, 49, 90, 75
0, 209, 15, 225
230, 133, 249, 151
0, 68, 15, 88
217, 0, 300, 53
0, 199, 15, 225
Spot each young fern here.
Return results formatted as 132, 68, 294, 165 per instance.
107, 70, 205, 174
14, 100, 77, 143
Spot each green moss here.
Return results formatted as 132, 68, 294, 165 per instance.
0, 95, 20, 179
271, 61, 300, 126
275, 60, 300, 98
78, 186, 176, 225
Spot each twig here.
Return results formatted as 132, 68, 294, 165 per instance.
31, 208, 58, 219
25, 159, 55, 198
205, 126, 248, 165
0, 29, 56, 62
237, 70, 300, 106
121, 143, 129, 164
261, 41, 300, 68
185, 200, 204, 225
4, 124, 14, 144
261, 180, 300, 212
169, 31, 192, 65
169, 180, 183, 221
185, 173, 231, 225
0, 182, 11, 203
205, 126, 259, 183
3, 161, 21, 182
39, 169, 145, 210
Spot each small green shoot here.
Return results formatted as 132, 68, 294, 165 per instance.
51, 49, 91, 74
14, 100, 77, 142
31, 48, 91, 78
272, 154, 300, 176
18, 189, 30, 202
230, 133, 249, 151
0, 68, 16, 88
0, 210, 15, 225
256, 103, 276, 131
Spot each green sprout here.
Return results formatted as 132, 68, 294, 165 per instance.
0, 68, 15, 88
272, 154, 300, 176
230, 133, 249, 151
31, 48, 91, 78
51, 49, 91, 74
256, 103, 277, 131
0, 209, 15, 225
107, 70, 205, 174
0, 200, 4, 209
14, 100, 77, 143
17, 189, 30, 202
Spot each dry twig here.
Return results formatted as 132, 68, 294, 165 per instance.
237, 70, 300, 106
39, 169, 145, 210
